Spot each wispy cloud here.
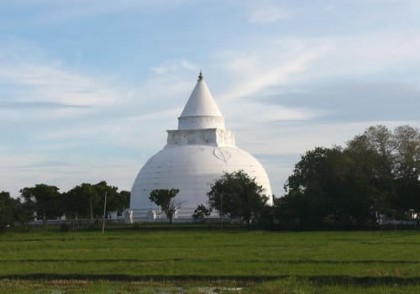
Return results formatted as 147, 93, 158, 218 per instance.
0, 61, 120, 107
0, 44, 133, 131
260, 80, 420, 122
1, 0, 420, 198
300, 29, 420, 81
217, 43, 330, 101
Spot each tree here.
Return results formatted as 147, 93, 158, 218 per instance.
392, 125, 420, 213
112, 190, 131, 215
283, 147, 339, 228
0, 192, 20, 230
64, 183, 99, 221
0, 191, 36, 230
347, 125, 420, 217
14, 200, 36, 227
281, 146, 377, 228
393, 125, 420, 180
279, 125, 420, 229
20, 184, 63, 223
345, 132, 395, 218
64, 181, 130, 221
149, 189, 180, 223
207, 170, 269, 229
94, 182, 130, 216
192, 204, 211, 222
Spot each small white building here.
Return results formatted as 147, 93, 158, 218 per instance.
129, 73, 272, 221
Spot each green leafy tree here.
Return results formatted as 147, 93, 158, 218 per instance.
0, 191, 22, 230
64, 181, 130, 221
113, 190, 131, 214
392, 125, 420, 214
94, 181, 130, 215
64, 183, 99, 221
283, 147, 340, 228
20, 184, 63, 223
281, 146, 377, 228
393, 125, 420, 180
279, 125, 420, 229
362, 125, 395, 178
348, 125, 420, 217
345, 132, 395, 218
149, 189, 180, 223
14, 200, 36, 227
207, 170, 269, 229
192, 204, 211, 222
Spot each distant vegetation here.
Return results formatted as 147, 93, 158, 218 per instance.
0, 181, 129, 230
201, 124, 420, 230
273, 124, 420, 229
1, 124, 419, 231
207, 170, 269, 229
149, 188, 181, 223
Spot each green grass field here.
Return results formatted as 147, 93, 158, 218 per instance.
0, 226, 420, 293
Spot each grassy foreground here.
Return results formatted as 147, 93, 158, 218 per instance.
0, 227, 420, 293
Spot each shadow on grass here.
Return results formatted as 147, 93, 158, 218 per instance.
2, 274, 420, 286
2, 258, 420, 264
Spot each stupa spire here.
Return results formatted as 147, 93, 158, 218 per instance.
178, 73, 225, 130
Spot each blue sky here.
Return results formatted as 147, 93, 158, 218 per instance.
1, 0, 419, 198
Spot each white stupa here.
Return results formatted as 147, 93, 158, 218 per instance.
130, 73, 272, 220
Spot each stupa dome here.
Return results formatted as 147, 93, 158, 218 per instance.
130, 73, 272, 220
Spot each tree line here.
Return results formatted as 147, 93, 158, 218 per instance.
1, 181, 130, 230
274, 125, 419, 229
1, 124, 419, 231
191, 125, 419, 229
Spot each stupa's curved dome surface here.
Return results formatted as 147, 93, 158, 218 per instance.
131, 145, 272, 210
130, 73, 272, 219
